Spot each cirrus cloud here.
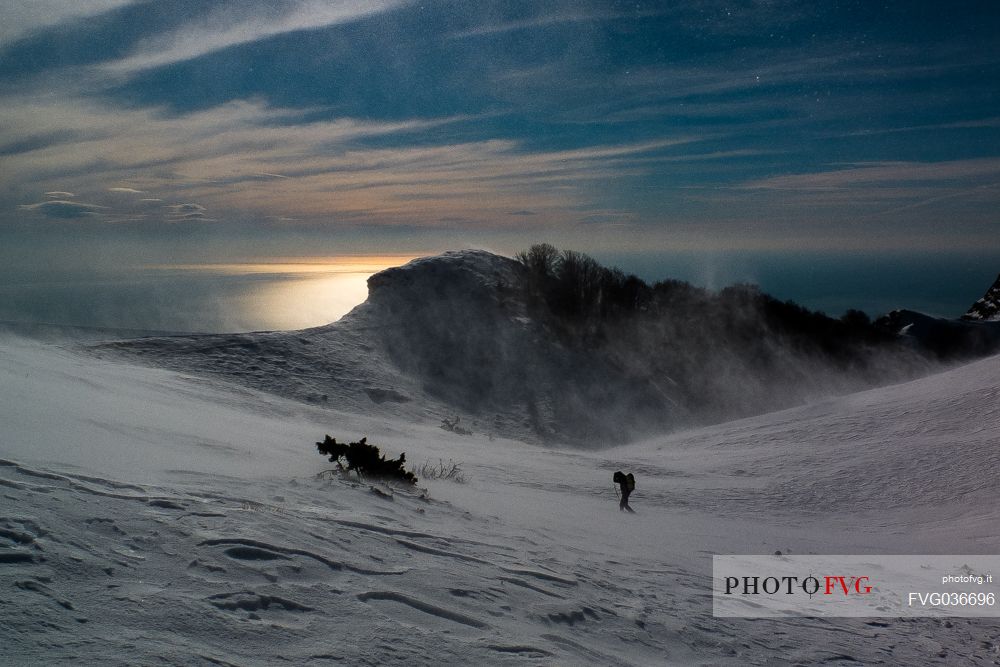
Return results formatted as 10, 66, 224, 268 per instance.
0, 0, 138, 46
107, 0, 410, 72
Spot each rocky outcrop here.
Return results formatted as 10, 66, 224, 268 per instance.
962, 273, 1000, 322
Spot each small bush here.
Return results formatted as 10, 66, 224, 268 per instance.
413, 459, 465, 484
316, 435, 417, 485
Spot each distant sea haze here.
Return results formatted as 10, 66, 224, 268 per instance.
0, 262, 388, 334
1, 251, 996, 334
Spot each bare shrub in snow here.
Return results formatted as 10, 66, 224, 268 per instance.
413, 459, 466, 484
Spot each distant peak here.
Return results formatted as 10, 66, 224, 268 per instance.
962, 273, 1000, 322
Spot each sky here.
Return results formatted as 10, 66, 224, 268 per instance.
1, 0, 999, 271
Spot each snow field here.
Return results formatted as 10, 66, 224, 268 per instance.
2, 336, 1000, 664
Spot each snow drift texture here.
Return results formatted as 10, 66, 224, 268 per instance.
100, 250, 941, 443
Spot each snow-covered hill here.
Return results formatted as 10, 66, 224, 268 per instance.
98, 250, 934, 444
3, 334, 1000, 665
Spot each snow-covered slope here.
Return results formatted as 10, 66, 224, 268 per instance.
3, 335, 1000, 665
964, 273, 1000, 321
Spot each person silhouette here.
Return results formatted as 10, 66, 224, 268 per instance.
613, 470, 636, 512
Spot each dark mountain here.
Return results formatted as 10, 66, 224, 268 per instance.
870, 270, 1000, 360
875, 309, 1000, 360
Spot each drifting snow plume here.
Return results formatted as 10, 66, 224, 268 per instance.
99, 249, 937, 444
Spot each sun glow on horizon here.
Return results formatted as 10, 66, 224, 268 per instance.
144, 254, 421, 276
138, 255, 421, 330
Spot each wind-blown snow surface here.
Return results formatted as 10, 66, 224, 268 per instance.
3, 334, 1000, 665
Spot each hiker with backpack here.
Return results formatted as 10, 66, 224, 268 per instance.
613, 470, 636, 512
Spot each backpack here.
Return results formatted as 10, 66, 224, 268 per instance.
626, 473, 635, 491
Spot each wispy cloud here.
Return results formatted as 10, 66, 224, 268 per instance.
173, 137, 687, 226
831, 116, 1000, 139
19, 199, 105, 219
0, 97, 459, 183
2, 1, 997, 254
106, 0, 409, 71
166, 202, 213, 222
740, 159, 1000, 191
447, 7, 667, 40
0, 0, 138, 46
4, 94, 684, 227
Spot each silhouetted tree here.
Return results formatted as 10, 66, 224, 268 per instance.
514, 242, 908, 371
841, 309, 871, 329
515, 243, 560, 279
550, 250, 605, 319
316, 435, 416, 484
